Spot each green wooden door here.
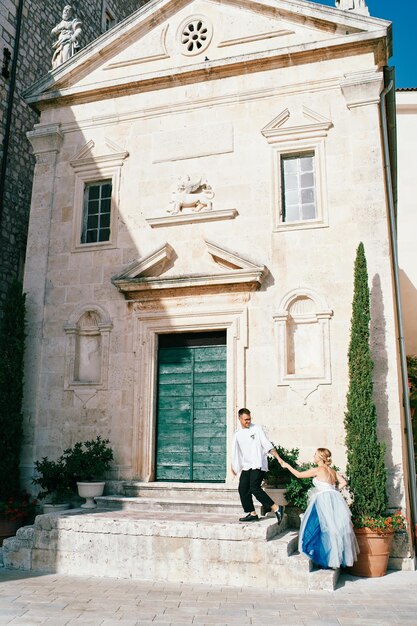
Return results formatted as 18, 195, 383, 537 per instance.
156, 343, 227, 482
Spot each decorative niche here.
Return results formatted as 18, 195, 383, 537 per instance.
64, 304, 113, 392
274, 288, 333, 404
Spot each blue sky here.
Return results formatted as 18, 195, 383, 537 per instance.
310, 1, 417, 87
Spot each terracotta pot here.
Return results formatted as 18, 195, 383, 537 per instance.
348, 527, 394, 577
0, 519, 23, 546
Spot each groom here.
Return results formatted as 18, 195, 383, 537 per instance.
231, 408, 284, 523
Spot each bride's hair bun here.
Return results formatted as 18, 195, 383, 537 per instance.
317, 447, 332, 466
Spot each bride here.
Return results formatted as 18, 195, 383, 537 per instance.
279, 448, 359, 569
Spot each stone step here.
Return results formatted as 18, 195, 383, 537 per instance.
96, 495, 247, 515
122, 481, 287, 505
2, 508, 338, 590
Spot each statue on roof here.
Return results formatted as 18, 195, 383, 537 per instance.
51, 5, 82, 69
336, 0, 370, 16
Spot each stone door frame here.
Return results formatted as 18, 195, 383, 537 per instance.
132, 303, 248, 482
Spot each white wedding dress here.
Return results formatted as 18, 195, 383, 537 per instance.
298, 477, 359, 569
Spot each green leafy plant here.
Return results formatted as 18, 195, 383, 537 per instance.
64, 436, 114, 482
344, 243, 388, 528
0, 281, 26, 501
0, 491, 38, 523
284, 462, 315, 511
407, 355, 417, 409
32, 457, 74, 504
407, 355, 417, 458
265, 445, 299, 487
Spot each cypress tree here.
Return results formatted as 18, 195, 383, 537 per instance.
344, 243, 387, 521
0, 281, 26, 501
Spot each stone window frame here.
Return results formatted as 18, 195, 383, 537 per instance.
262, 107, 332, 232
102, 2, 116, 32
81, 179, 113, 245
63, 303, 113, 391
272, 138, 328, 232
273, 288, 333, 404
280, 152, 317, 223
70, 146, 127, 253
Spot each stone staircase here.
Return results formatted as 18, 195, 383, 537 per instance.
2, 483, 339, 590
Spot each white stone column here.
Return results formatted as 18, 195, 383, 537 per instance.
21, 123, 63, 487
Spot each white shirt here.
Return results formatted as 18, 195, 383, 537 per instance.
232, 423, 273, 473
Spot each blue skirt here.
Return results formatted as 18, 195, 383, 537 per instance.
299, 487, 359, 569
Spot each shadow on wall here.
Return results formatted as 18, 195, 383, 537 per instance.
399, 268, 417, 357
370, 273, 398, 507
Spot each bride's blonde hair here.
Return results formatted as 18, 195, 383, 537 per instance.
316, 448, 332, 466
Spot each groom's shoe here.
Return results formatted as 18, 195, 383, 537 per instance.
275, 506, 285, 524
239, 513, 259, 522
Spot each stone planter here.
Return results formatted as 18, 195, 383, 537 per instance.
283, 505, 304, 528
263, 487, 288, 506
76, 482, 105, 508
348, 528, 394, 577
42, 503, 71, 514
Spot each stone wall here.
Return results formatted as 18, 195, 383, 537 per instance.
0, 0, 145, 312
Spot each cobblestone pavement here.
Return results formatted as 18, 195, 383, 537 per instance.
0, 568, 416, 625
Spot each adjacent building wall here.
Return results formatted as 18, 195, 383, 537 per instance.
0, 0, 145, 311
397, 90, 417, 357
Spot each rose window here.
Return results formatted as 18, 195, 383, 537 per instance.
179, 17, 212, 56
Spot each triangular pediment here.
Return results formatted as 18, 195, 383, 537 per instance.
24, 0, 391, 109
70, 137, 129, 169
261, 104, 333, 142
111, 239, 268, 298
113, 243, 176, 280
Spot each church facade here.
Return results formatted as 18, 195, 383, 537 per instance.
21, 0, 414, 565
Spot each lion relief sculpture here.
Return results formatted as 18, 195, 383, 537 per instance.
168, 176, 214, 215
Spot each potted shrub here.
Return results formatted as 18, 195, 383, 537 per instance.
344, 243, 404, 577
284, 462, 314, 528
32, 456, 74, 512
64, 436, 113, 508
265, 445, 299, 488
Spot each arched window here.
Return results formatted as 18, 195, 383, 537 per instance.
64, 304, 112, 390
274, 289, 333, 403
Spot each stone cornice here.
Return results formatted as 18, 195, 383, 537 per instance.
112, 269, 267, 297
340, 69, 384, 108
26, 123, 64, 155
24, 27, 390, 110
58, 76, 340, 135
146, 209, 238, 228
111, 240, 268, 298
